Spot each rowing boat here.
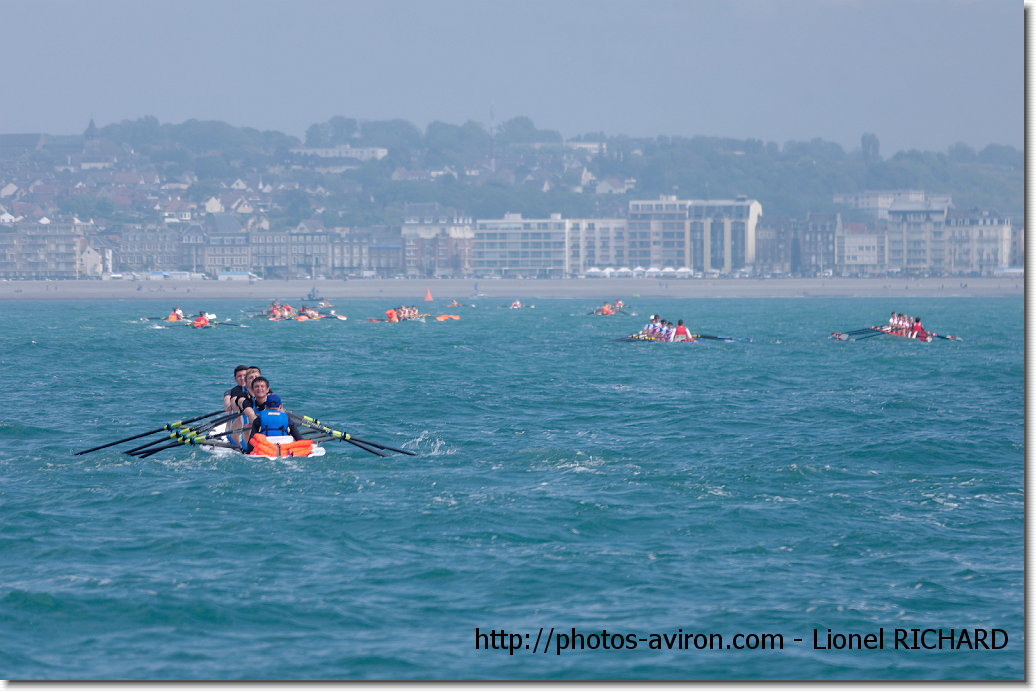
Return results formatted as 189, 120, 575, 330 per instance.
830, 326, 962, 342
614, 333, 751, 343
201, 422, 327, 459
74, 409, 414, 460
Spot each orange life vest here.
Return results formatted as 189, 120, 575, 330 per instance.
248, 433, 314, 458
386, 309, 399, 322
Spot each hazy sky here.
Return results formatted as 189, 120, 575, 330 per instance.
3, 0, 1022, 156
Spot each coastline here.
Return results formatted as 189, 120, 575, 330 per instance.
0, 276, 1022, 301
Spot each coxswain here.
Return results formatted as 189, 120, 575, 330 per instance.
600, 302, 614, 316
909, 316, 928, 341
192, 310, 210, 328
245, 394, 306, 454
385, 307, 399, 322
672, 319, 694, 342
167, 306, 183, 322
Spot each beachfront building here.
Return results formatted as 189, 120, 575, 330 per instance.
944, 208, 1013, 275
118, 224, 187, 272
567, 218, 628, 274
400, 203, 474, 278
794, 213, 841, 276
201, 214, 250, 277
473, 213, 569, 278
627, 195, 762, 275
0, 220, 103, 278
836, 222, 887, 276
886, 198, 952, 273
753, 216, 794, 275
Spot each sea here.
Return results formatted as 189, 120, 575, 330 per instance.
0, 295, 1024, 681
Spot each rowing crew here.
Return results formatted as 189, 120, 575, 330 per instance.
166, 307, 215, 328
268, 300, 297, 319
639, 314, 695, 342
593, 300, 624, 315
222, 364, 308, 455
884, 311, 928, 340
385, 305, 421, 322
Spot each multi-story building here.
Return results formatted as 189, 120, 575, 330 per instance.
203, 214, 250, 276
250, 226, 294, 278
833, 190, 927, 220
473, 213, 569, 278
290, 220, 333, 279
400, 204, 474, 278
794, 212, 841, 276
567, 218, 627, 272
627, 195, 762, 274
290, 145, 388, 162
887, 198, 952, 273
118, 224, 184, 272
0, 220, 101, 278
753, 216, 794, 275
944, 208, 1012, 275
836, 222, 887, 276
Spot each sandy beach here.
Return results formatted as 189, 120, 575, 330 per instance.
0, 276, 1023, 301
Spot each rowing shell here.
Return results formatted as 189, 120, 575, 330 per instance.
830, 327, 962, 343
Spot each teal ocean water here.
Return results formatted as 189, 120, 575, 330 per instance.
0, 296, 1023, 680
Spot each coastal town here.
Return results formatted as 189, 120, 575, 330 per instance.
0, 119, 1023, 282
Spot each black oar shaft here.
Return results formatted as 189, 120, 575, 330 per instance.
74, 409, 226, 455
286, 411, 415, 457
125, 412, 240, 454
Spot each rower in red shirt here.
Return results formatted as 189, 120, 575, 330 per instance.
909, 316, 928, 341
672, 319, 696, 342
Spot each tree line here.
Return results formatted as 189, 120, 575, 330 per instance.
47, 115, 1021, 226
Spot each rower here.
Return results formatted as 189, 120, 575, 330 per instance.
641, 315, 658, 335
223, 365, 250, 448
192, 310, 210, 328
510, 300, 522, 309
168, 306, 184, 322
228, 366, 262, 419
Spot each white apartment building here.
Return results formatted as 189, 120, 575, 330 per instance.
473, 213, 569, 277
944, 208, 1013, 274
627, 195, 762, 274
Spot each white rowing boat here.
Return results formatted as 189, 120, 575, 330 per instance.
202, 422, 326, 459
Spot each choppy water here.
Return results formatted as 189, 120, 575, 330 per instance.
0, 296, 1023, 680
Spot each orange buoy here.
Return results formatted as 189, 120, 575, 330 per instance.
424, 288, 433, 301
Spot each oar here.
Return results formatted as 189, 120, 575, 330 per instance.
125, 413, 241, 455
693, 334, 752, 343
74, 410, 227, 455
932, 333, 963, 342
136, 434, 239, 459
134, 420, 246, 458
286, 412, 416, 456
286, 412, 390, 457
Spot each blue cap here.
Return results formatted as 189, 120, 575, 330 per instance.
265, 394, 282, 408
